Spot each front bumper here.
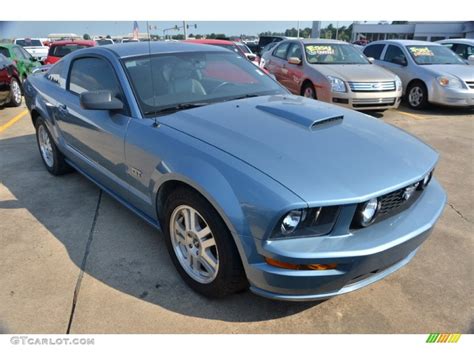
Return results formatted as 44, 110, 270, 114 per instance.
429, 85, 474, 107
245, 179, 446, 301
328, 90, 402, 111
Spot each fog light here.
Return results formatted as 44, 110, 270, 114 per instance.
281, 209, 306, 235
265, 257, 337, 270
358, 198, 379, 227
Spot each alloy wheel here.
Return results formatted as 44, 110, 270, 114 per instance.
38, 125, 54, 168
170, 205, 219, 284
11, 80, 22, 105
408, 86, 423, 107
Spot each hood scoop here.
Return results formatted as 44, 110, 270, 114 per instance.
256, 101, 344, 131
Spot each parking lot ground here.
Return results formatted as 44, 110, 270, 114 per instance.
0, 102, 473, 334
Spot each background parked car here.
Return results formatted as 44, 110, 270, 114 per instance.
263, 39, 402, 111
44, 40, 96, 64
13, 38, 49, 63
234, 41, 259, 64
363, 40, 474, 109
0, 44, 41, 84
437, 38, 474, 65
258, 41, 279, 68
256, 35, 289, 56
95, 38, 115, 46
0, 54, 22, 107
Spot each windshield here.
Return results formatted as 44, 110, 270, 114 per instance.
304, 44, 370, 64
16, 39, 43, 47
50, 44, 88, 58
406, 45, 466, 65
124, 51, 285, 116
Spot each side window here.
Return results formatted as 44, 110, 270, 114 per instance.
273, 42, 290, 59
363, 44, 385, 59
0, 47, 10, 58
453, 44, 467, 59
46, 61, 65, 87
68, 57, 121, 96
383, 45, 406, 64
13, 47, 25, 59
441, 43, 454, 49
19, 47, 32, 60
286, 43, 302, 60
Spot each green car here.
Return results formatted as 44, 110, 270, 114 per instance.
0, 44, 41, 83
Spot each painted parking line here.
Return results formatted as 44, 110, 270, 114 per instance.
397, 111, 426, 121
0, 110, 29, 133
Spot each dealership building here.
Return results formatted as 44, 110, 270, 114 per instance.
352, 21, 474, 42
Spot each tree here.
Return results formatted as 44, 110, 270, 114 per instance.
83, 33, 91, 40
106, 35, 111, 39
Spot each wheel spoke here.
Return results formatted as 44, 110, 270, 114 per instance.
200, 252, 217, 274
200, 236, 215, 250
196, 225, 211, 240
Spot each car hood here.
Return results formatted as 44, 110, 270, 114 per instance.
422, 64, 474, 81
310, 63, 397, 82
159, 95, 438, 205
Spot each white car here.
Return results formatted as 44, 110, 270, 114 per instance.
13, 38, 49, 62
437, 38, 474, 65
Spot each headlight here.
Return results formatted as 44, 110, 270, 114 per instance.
274, 206, 340, 238
355, 198, 379, 227
281, 209, 306, 235
419, 170, 433, 190
437, 75, 463, 89
327, 76, 347, 93
395, 76, 402, 91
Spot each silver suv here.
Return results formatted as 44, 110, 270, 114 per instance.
364, 40, 474, 109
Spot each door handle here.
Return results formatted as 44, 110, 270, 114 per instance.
57, 104, 68, 115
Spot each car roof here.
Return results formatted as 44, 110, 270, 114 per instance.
368, 39, 443, 46
296, 38, 350, 45
50, 40, 96, 47
437, 38, 474, 45
102, 41, 228, 58
184, 39, 235, 45
0, 43, 15, 49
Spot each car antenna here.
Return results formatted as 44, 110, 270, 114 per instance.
146, 21, 159, 127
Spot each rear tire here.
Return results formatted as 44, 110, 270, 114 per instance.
35, 117, 72, 175
7, 78, 22, 107
406, 81, 428, 110
162, 187, 248, 298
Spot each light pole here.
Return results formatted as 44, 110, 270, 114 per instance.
183, 21, 187, 40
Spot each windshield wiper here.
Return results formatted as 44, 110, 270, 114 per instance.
145, 102, 209, 116
225, 93, 263, 101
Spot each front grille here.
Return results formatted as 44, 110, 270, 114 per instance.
352, 97, 396, 108
348, 81, 396, 92
466, 81, 474, 90
351, 180, 425, 229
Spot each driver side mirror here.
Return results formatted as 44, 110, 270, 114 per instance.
288, 57, 302, 65
80, 90, 124, 111
468, 54, 474, 64
392, 56, 407, 66
246, 53, 257, 61
367, 57, 375, 63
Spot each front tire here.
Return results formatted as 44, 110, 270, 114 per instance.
8, 78, 22, 107
35, 117, 72, 175
407, 81, 428, 110
162, 187, 248, 298
301, 81, 316, 99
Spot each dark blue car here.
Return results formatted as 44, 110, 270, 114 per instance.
23, 42, 446, 301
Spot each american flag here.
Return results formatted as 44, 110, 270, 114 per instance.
132, 21, 139, 40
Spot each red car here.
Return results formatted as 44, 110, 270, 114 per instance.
0, 54, 22, 107
44, 40, 96, 65
183, 39, 270, 74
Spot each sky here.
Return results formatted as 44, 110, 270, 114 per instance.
0, 21, 356, 38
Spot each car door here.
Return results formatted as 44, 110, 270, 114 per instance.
18, 46, 37, 73
57, 55, 132, 199
266, 42, 291, 84
11, 46, 28, 79
284, 42, 305, 94
378, 44, 411, 85
0, 55, 10, 102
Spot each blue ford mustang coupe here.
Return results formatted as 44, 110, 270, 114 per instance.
23, 42, 446, 301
